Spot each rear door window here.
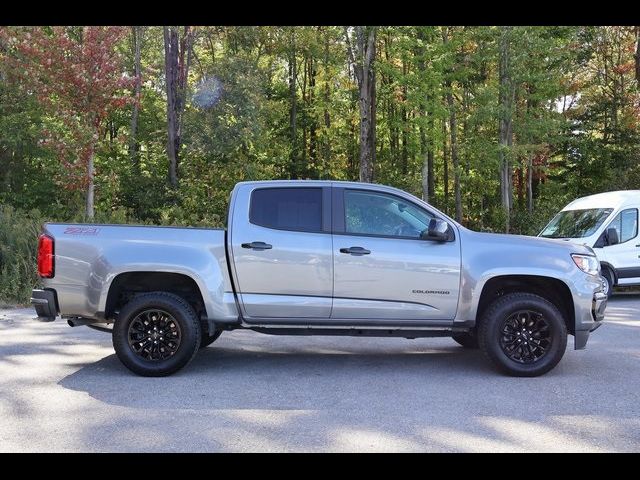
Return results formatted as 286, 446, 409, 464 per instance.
249, 188, 323, 232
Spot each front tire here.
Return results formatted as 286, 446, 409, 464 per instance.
478, 293, 567, 377
113, 292, 201, 376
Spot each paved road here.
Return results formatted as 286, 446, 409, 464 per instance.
1, 295, 639, 452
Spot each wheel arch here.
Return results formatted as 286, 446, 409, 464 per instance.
475, 274, 575, 335
104, 271, 208, 323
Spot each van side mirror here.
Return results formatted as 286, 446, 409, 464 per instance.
606, 227, 619, 246
421, 218, 451, 242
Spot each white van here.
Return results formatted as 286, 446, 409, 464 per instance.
539, 190, 640, 297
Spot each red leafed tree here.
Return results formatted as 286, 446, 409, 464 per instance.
1, 26, 134, 219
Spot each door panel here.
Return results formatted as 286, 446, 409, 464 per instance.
332, 188, 461, 321
240, 293, 332, 318
332, 235, 460, 320
230, 186, 333, 319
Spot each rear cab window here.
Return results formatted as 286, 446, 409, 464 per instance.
249, 187, 323, 232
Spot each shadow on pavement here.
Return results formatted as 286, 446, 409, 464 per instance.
58, 342, 490, 411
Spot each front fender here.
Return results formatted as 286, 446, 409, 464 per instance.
455, 266, 588, 325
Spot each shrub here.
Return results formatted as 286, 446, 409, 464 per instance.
0, 205, 45, 305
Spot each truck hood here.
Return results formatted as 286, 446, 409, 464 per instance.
459, 227, 594, 257
540, 236, 592, 247
455, 227, 596, 280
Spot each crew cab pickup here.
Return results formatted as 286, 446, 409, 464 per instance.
31, 181, 607, 377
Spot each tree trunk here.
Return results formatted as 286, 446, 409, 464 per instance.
322, 27, 331, 179
415, 27, 435, 204
427, 148, 434, 203
463, 83, 472, 215
499, 26, 514, 233
164, 27, 180, 188
635, 26, 640, 85
527, 153, 533, 214
446, 84, 461, 222
401, 60, 408, 175
129, 26, 142, 169
301, 55, 308, 177
349, 114, 357, 178
427, 103, 435, 204
289, 29, 298, 178
420, 124, 429, 201
308, 53, 317, 176
369, 51, 376, 182
382, 33, 398, 169
345, 26, 377, 183
517, 165, 524, 209
443, 118, 449, 214
86, 148, 95, 219
163, 26, 192, 188
177, 26, 193, 151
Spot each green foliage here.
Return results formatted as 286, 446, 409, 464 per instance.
1, 25, 640, 304
0, 205, 44, 305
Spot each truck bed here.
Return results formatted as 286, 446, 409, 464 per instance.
41, 223, 236, 322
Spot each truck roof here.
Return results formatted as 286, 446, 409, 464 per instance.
564, 190, 640, 210
236, 179, 375, 187
234, 179, 419, 196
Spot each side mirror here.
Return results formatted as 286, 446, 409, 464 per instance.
606, 227, 619, 246
421, 218, 450, 242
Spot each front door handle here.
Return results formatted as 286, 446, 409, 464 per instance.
340, 246, 371, 255
241, 241, 272, 250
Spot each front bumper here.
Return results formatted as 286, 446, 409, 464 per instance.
30, 288, 58, 322
574, 290, 607, 349
592, 291, 607, 326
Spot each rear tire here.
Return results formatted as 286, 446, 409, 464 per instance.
452, 332, 479, 349
113, 292, 201, 377
478, 293, 567, 377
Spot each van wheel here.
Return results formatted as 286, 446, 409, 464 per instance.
478, 293, 567, 377
601, 267, 614, 298
113, 292, 201, 376
452, 332, 479, 348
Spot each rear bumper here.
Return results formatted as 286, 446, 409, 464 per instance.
30, 289, 58, 322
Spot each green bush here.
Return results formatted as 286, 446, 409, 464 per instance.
0, 205, 45, 305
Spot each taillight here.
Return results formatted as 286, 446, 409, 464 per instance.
37, 234, 55, 278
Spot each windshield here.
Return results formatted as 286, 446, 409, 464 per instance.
539, 208, 613, 239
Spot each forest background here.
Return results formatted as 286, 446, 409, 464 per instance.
1, 26, 639, 303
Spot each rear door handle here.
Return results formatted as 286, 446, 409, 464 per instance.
339, 246, 371, 255
241, 241, 272, 250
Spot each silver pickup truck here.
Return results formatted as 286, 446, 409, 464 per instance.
31, 180, 607, 377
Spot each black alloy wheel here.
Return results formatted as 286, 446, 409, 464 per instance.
498, 310, 551, 364
113, 292, 201, 376
127, 309, 182, 361
479, 292, 567, 377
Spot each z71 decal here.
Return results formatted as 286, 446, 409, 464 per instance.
63, 227, 100, 236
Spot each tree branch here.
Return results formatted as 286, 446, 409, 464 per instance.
343, 26, 360, 85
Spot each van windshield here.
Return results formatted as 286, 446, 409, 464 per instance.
539, 208, 613, 239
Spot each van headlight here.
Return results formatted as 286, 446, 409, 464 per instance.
571, 254, 600, 276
